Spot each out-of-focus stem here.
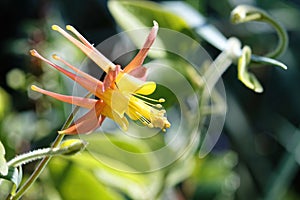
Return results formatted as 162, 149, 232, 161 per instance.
8, 92, 91, 200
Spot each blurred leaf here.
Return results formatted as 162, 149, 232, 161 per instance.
0, 141, 8, 176
78, 134, 163, 200
108, 0, 196, 59
82, 134, 155, 172
190, 151, 239, 199
165, 152, 196, 189
0, 87, 11, 121
108, 0, 191, 31
61, 133, 197, 200
48, 157, 124, 200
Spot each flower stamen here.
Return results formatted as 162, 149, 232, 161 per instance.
127, 95, 170, 132
131, 92, 165, 108
132, 92, 165, 103
135, 111, 154, 128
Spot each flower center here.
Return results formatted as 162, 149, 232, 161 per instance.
127, 93, 171, 132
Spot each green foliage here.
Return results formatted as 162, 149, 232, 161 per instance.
0, 141, 8, 176
108, 0, 192, 33
0, 166, 22, 194
75, 133, 196, 199
0, 87, 11, 121
191, 151, 239, 199
108, 0, 197, 62
48, 156, 124, 200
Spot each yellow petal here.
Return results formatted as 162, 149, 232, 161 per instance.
135, 81, 156, 95
116, 73, 156, 95
101, 89, 130, 118
116, 73, 142, 92
110, 90, 129, 117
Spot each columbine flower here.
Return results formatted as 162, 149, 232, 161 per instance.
30, 21, 170, 134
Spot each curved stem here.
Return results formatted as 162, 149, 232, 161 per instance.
261, 14, 288, 58
231, 5, 288, 58
7, 92, 91, 200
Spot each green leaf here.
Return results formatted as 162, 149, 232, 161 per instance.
107, 0, 196, 59
0, 87, 11, 120
81, 133, 159, 172
0, 141, 8, 176
66, 152, 162, 200
64, 134, 169, 199
70, 133, 197, 199
0, 166, 22, 190
191, 151, 239, 198
48, 157, 124, 200
108, 0, 191, 32
165, 153, 196, 188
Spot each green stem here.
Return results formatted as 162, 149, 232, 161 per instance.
231, 5, 288, 58
260, 11, 288, 58
7, 137, 65, 200
201, 37, 237, 102
7, 103, 82, 200
7, 140, 85, 168
7, 147, 63, 167
203, 37, 242, 95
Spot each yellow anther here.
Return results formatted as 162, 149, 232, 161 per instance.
31, 85, 38, 91
158, 98, 165, 103
30, 49, 38, 57
52, 54, 59, 60
51, 25, 60, 31
66, 25, 73, 31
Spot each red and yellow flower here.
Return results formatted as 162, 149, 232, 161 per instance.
31, 21, 170, 134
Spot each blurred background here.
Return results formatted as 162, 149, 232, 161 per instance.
1, 0, 300, 199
